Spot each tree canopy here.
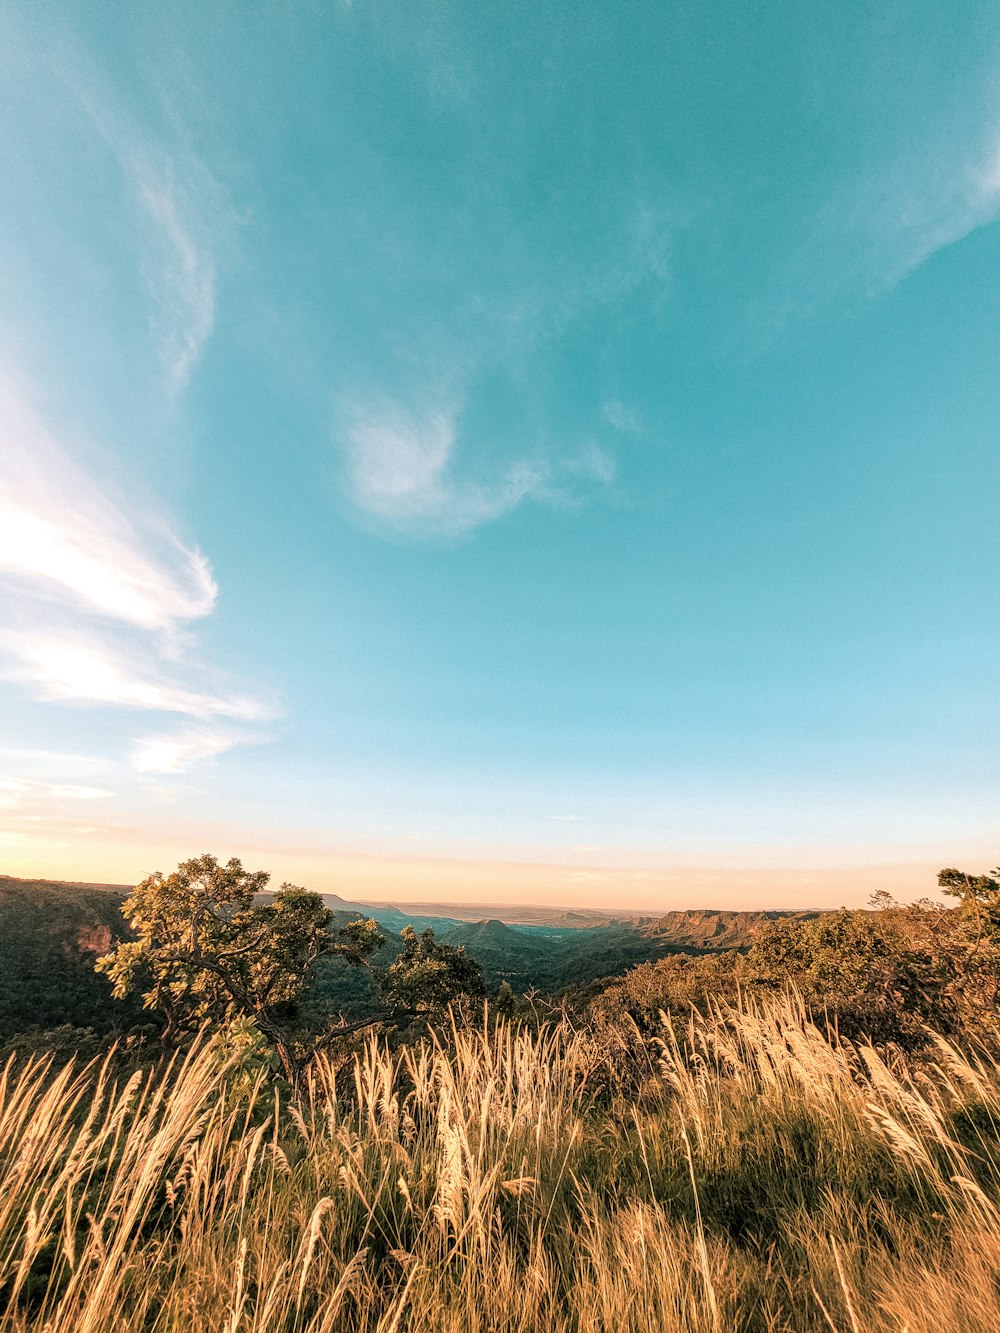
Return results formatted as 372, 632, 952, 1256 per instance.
97, 854, 383, 1080
97, 854, 487, 1082
378, 924, 485, 1013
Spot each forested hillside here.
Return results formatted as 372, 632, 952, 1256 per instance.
0, 877, 140, 1048
0, 874, 821, 1043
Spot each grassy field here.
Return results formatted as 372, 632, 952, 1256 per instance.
2, 998, 1000, 1331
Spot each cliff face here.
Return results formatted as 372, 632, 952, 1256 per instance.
0, 877, 136, 1038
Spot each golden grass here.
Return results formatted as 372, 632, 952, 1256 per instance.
2, 998, 1000, 1331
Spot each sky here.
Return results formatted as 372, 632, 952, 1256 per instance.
1, 0, 999, 910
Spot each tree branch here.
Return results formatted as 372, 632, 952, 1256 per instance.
314, 1010, 418, 1046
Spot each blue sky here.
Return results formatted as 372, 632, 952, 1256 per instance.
1, 1, 998, 907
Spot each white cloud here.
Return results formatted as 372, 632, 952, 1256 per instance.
39, 24, 224, 395
48, 783, 114, 800
879, 134, 1000, 286
564, 443, 617, 485
349, 408, 456, 512
0, 379, 274, 770
0, 747, 113, 776
0, 28, 256, 784
785, 115, 1000, 322
344, 403, 553, 535
2, 633, 272, 722
131, 727, 256, 774
132, 155, 217, 392
0, 774, 113, 809
0, 377, 216, 630
603, 401, 641, 434
0, 770, 121, 849
342, 400, 614, 537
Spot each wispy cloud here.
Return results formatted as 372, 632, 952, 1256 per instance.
603, 401, 641, 434
342, 403, 550, 535
2, 633, 272, 722
131, 727, 261, 775
776, 110, 1000, 330
563, 443, 617, 485
17, 12, 226, 395
0, 775, 126, 855
0, 747, 113, 777
341, 400, 614, 537
0, 775, 114, 807
0, 376, 216, 630
0, 771, 116, 851
0, 375, 274, 773
132, 155, 218, 393
867, 127, 1000, 290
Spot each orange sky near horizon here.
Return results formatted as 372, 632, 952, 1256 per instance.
2, 823, 985, 912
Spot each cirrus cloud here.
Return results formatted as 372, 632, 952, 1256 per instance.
0, 374, 276, 777
0, 376, 216, 631
131, 727, 260, 775
1, 633, 274, 722
340, 399, 615, 538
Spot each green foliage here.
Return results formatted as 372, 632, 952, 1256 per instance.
937, 865, 1000, 1007
0, 1024, 105, 1066
742, 907, 951, 1043
590, 952, 740, 1031
378, 924, 485, 1012
495, 980, 516, 1016
439, 918, 679, 992
6, 858, 1000, 1075
590, 867, 1000, 1047
96, 854, 383, 1078
0, 878, 141, 1041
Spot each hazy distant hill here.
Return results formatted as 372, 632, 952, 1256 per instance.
0, 874, 132, 897
444, 919, 523, 948
376, 905, 826, 991
321, 904, 675, 993
320, 894, 636, 928
322, 893, 824, 936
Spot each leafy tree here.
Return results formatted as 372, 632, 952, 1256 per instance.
495, 981, 517, 1017
97, 854, 383, 1081
378, 925, 485, 1013
743, 901, 978, 1044
936, 866, 1000, 1011
589, 952, 740, 1033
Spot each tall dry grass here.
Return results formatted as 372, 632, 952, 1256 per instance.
1, 998, 1000, 1331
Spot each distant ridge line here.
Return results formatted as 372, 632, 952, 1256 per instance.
1, 873, 829, 934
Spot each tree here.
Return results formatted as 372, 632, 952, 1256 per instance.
743, 907, 955, 1044
97, 854, 383, 1082
377, 925, 485, 1014
936, 865, 1000, 1012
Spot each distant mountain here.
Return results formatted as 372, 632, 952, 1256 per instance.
435, 917, 668, 992
320, 896, 827, 935
2, 879, 822, 940
443, 919, 523, 947
321, 895, 635, 928
320, 896, 465, 935
0, 874, 132, 896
